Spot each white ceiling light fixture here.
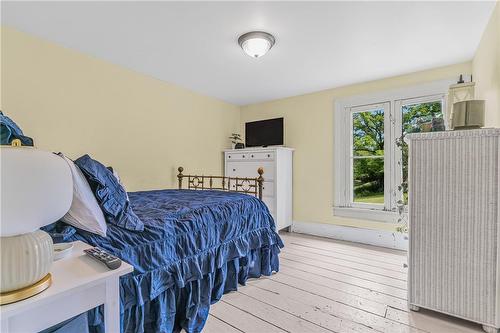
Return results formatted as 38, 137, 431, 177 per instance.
238, 31, 275, 58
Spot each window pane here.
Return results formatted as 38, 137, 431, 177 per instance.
352, 109, 384, 157
353, 157, 384, 204
402, 101, 442, 135
400, 101, 443, 203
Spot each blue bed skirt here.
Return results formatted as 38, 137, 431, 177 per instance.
89, 238, 280, 333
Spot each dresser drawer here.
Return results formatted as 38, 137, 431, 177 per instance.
226, 151, 274, 161
227, 180, 273, 197
249, 152, 274, 160
226, 161, 275, 181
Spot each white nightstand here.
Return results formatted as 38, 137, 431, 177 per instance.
0, 241, 133, 333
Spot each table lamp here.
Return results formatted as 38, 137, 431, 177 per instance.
0, 140, 73, 305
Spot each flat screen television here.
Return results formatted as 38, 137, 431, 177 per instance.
245, 118, 284, 147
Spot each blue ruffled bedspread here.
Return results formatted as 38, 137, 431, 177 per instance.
62, 189, 283, 333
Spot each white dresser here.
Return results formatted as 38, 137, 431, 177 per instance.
407, 129, 500, 333
224, 147, 293, 231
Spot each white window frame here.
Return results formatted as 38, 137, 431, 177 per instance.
349, 102, 390, 211
333, 80, 453, 223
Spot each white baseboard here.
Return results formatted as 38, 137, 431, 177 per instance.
290, 221, 408, 251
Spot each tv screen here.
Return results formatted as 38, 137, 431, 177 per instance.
245, 118, 284, 147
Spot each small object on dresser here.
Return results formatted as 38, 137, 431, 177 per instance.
419, 121, 432, 132
84, 247, 122, 270
229, 133, 243, 149
431, 118, 445, 132
451, 100, 485, 130
53, 243, 74, 261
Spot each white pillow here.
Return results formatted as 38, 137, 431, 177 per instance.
59, 154, 107, 237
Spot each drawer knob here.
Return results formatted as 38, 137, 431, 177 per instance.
251, 154, 254, 158
233, 169, 236, 172
228, 156, 231, 158
243, 155, 246, 158
267, 154, 270, 158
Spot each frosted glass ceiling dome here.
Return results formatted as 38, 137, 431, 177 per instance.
238, 31, 275, 58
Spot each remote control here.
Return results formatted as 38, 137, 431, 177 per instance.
84, 247, 122, 270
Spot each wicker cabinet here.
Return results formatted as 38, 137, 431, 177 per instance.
224, 147, 293, 231
407, 129, 500, 333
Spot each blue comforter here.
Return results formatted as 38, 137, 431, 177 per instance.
59, 189, 283, 333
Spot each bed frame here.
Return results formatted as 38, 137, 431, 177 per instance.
177, 166, 264, 200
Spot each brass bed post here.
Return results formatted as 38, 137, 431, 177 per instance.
257, 168, 264, 200
177, 167, 184, 189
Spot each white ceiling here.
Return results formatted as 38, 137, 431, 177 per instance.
2, 1, 496, 106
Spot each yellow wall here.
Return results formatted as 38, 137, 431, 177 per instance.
241, 62, 472, 232
473, 2, 500, 127
1, 27, 240, 191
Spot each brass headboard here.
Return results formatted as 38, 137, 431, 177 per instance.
177, 166, 264, 200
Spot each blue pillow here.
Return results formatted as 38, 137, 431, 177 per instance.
74, 155, 143, 232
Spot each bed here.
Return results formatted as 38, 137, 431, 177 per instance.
46, 167, 283, 333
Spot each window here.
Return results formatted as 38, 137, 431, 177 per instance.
398, 97, 444, 202
334, 81, 449, 222
350, 103, 388, 207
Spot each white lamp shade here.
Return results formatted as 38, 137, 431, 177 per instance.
241, 38, 272, 58
0, 147, 73, 237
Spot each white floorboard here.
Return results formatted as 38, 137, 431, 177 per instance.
210, 300, 286, 333
222, 291, 332, 333
203, 315, 242, 333
206, 232, 485, 333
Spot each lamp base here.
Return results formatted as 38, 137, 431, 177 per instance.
0, 273, 52, 305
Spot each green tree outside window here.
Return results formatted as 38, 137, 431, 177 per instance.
351, 102, 442, 205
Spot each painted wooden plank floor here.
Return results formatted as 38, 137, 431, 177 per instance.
205, 232, 485, 333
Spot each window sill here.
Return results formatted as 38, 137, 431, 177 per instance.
333, 206, 399, 223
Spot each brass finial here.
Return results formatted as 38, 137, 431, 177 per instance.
11, 139, 22, 147
177, 166, 184, 190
